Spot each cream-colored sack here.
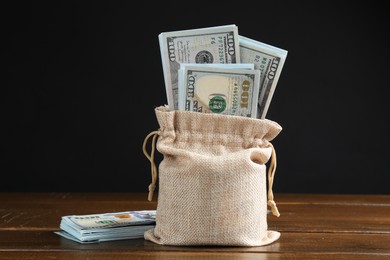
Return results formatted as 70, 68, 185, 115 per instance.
142, 105, 282, 246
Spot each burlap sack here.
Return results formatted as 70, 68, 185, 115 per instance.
142, 105, 282, 246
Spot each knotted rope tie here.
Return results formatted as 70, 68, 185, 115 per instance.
267, 143, 280, 217
142, 130, 159, 201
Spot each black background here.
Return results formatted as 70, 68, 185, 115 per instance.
2, 2, 389, 194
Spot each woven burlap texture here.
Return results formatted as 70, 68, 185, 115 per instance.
144, 105, 282, 246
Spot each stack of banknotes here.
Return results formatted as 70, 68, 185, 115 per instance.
159, 24, 288, 119
55, 210, 156, 243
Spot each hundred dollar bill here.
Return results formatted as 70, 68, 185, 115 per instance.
159, 24, 240, 110
178, 65, 261, 118
61, 210, 156, 229
54, 210, 156, 243
239, 35, 288, 119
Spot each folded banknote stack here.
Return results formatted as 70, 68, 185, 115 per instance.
55, 210, 156, 243
159, 24, 288, 119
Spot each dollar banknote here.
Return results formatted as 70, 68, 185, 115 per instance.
159, 24, 240, 110
54, 210, 156, 243
61, 210, 156, 229
239, 35, 288, 119
178, 65, 261, 118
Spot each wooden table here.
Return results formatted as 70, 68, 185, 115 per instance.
1, 192, 389, 259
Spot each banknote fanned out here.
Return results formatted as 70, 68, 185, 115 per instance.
239, 35, 288, 119
54, 210, 156, 243
158, 24, 240, 111
178, 65, 261, 118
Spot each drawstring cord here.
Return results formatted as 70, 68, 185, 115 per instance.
142, 130, 159, 201
267, 143, 280, 217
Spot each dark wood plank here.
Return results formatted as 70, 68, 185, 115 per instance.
1, 193, 389, 233
0, 192, 157, 231
1, 251, 389, 260
0, 231, 389, 255
1, 193, 390, 259
270, 203, 390, 233
1, 204, 389, 234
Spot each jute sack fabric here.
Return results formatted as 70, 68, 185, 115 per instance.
143, 105, 282, 246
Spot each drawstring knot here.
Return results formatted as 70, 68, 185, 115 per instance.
142, 130, 160, 201
148, 183, 156, 201
267, 143, 280, 217
267, 199, 280, 217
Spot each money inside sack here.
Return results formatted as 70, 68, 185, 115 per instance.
159, 24, 288, 119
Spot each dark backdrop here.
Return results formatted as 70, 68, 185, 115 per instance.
2, 2, 389, 194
